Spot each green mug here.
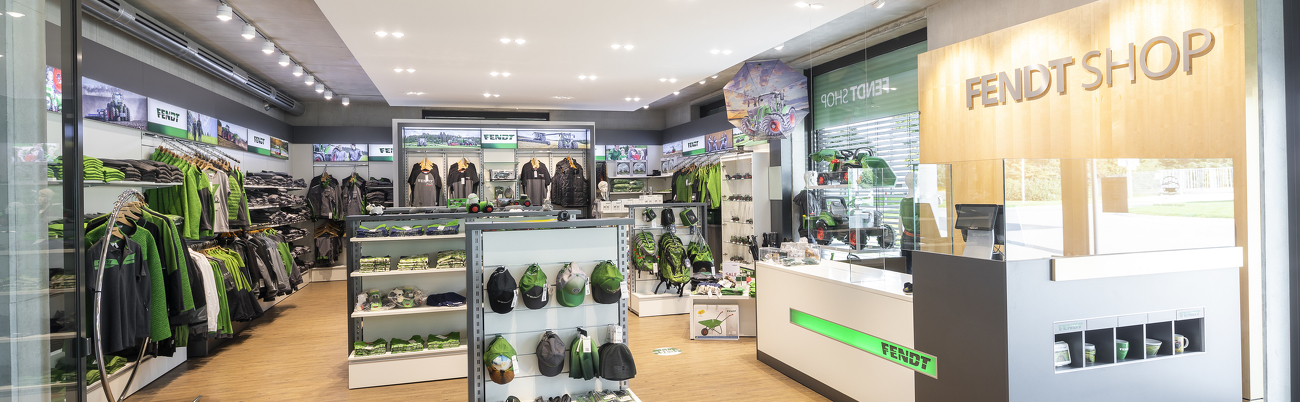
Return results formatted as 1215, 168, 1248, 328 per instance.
1116, 339, 1130, 360
1084, 343, 1096, 364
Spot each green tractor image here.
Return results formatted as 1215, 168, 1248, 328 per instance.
809, 148, 897, 187
739, 92, 798, 139
802, 195, 895, 250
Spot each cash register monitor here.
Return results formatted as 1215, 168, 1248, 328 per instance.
956, 204, 1005, 260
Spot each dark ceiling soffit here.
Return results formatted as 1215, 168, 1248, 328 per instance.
810, 27, 927, 77
422, 110, 551, 121
82, 0, 306, 115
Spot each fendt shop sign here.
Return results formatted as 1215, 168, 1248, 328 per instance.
965, 29, 1215, 109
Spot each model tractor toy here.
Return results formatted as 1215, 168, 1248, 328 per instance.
808, 148, 897, 187
802, 196, 895, 250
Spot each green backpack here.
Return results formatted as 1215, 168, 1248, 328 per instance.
656, 233, 690, 290
631, 232, 658, 271
685, 240, 714, 272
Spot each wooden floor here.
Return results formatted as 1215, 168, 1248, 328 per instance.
127, 281, 828, 401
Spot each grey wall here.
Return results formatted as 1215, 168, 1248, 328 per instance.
43, 19, 293, 139
926, 0, 1096, 48
662, 113, 735, 143
292, 126, 389, 143
913, 252, 1011, 402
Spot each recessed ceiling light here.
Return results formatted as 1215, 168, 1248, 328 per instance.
395, 68, 404, 73
589, 76, 597, 80
515, 39, 526, 44
775, 44, 785, 50
391, 32, 404, 38
500, 38, 512, 44
669, 78, 677, 83
673, 92, 680, 95
659, 78, 666, 82
634, 97, 641, 101
323, 90, 333, 100
491, 72, 500, 76
376, 31, 388, 37
502, 72, 510, 77
722, 50, 732, 55
810, 3, 824, 9
553, 96, 573, 99
711, 49, 720, 55
612, 44, 621, 49
215, 4, 232, 21
625, 97, 632, 101
278, 54, 290, 66
643, 105, 650, 109
292, 65, 303, 76
578, 75, 587, 80
494, 94, 500, 97
406, 92, 424, 95
241, 24, 256, 39
261, 40, 275, 54
795, 2, 809, 7
624, 45, 634, 50
484, 93, 492, 97
406, 69, 415, 73
315, 83, 325, 93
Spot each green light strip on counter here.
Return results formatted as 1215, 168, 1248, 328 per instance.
790, 309, 938, 378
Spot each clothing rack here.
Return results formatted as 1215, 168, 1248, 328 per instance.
142, 132, 241, 164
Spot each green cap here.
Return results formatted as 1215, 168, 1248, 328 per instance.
590, 261, 623, 304
555, 262, 589, 307
485, 335, 517, 384
519, 264, 549, 309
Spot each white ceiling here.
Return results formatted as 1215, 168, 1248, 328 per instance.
314, 0, 867, 111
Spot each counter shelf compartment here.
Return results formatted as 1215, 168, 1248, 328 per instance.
1173, 316, 1205, 355
1114, 325, 1147, 363
1082, 329, 1116, 367
1144, 321, 1175, 359
1053, 331, 1085, 372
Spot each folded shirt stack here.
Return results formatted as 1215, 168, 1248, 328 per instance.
427, 331, 462, 349
102, 167, 125, 182
99, 159, 141, 182
433, 250, 466, 269
352, 339, 388, 357
424, 220, 459, 236
386, 225, 424, 237
390, 336, 425, 354
359, 256, 391, 273
356, 224, 389, 238
397, 255, 429, 271
82, 156, 105, 182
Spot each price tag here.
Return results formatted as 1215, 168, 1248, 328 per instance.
541, 286, 548, 302
620, 282, 629, 299
582, 337, 592, 353
511, 290, 518, 308
436, 225, 445, 231
534, 171, 540, 178
652, 263, 659, 275
512, 355, 522, 372
585, 284, 592, 296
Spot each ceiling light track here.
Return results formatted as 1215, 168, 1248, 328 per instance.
211, 0, 340, 103
82, 0, 305, 114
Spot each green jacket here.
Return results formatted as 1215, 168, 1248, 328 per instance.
86, 220, 171, 342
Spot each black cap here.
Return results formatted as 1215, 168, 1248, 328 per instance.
536, 331, 566, 377
486, 266, 517, 314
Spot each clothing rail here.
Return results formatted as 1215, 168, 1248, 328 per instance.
141, 132, 242, 164
91, 190, 153, 402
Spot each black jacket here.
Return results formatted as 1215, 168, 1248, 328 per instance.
340, 173, 368, 217
307, 175, 341, 220
519, 161, 551, 204
549, 158, 589, 207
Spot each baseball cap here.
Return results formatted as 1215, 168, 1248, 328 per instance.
485, 335, 517, 384
555, 263, 589, 307
589, 261, 624, 304
519, 264, 549, 310
536, 331, 566, 377
486, 266, 517, 314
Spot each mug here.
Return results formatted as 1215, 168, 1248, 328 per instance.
1145, 338, 1162, 357
1083, 343, 1096, 364
1116, 339, 1130, 360
1173, 334, 1190, 353
1053, 341, 1071, 367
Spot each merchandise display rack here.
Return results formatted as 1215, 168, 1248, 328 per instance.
720, 152, 758, 274
623, 202, 708, 317
344, 210, 573, 389
403, 148, 486, 207
466, 218, 637, 402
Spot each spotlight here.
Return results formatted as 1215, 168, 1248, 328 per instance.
305, 75, 315, 85
624, 45, 634, 50
634, 97, 641, 101
315, 83, 324, 93
625, 97, 631, 101
612, 44, 621, 49
292, 65, 304, 76
515, 39, 526, 44
375, 31, 388, 37
341, 97, 350, 106
502, 72, 510, 77
673, 92, 680, 95
659, 78, 666, 82
241, 24, 256, 39
669, 78, 677, 83
262, 40, 275, 54
391, 32, 404, 38
395, 68, 404, 73
484, 93, 492, 97
278, 54, 290, 66
216, 4, 233, 21
323, 90, 333, 100
500, 38, 511, 43
406, 69, 415, 73
775, 44, 785, 50
492, 72, 500, 76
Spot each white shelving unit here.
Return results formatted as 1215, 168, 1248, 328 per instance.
624, 203, 708, 317
350, 233, 465, 243
719, 148, 771, 275
350, 268, 467, 278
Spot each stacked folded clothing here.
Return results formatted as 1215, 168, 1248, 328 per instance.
359, 256, 391, 273
99, 159, 141, 182
386, 225, 424, 237
424, 220, 459, 236
356, 224, 389, 238
82, 156, 104, 182
433, 250, 466, 269
397, 255, 429, 271
102, 167, 125, 182
390, 336, 424, 354
247, 189, 306, 208
365, 178, 394, 205
249, 206, 308, 227
352, 339, 388, 357
292, 178, 307, 188
248, 171, 303, 188
426, 331, 462, 349
291, 245, 311, 259
282, 227, 308, 242
425, 293, 467, 308
48, 222, 63, 238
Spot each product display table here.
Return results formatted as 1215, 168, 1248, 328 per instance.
756, 260, 916, 402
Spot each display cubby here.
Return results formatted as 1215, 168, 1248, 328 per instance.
1051, 308, 1206, 374
623, 203, 708, 317
344, 210, 571, 389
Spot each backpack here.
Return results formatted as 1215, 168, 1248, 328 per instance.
685, 240, 714, 272
656, 233, 690, 295
631, 232, 658, 271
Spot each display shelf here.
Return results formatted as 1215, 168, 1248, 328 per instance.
49, 179, 182, 189
350, 233, 465, 243
689, 294, 751, 300
348, 345, 467, 362
245, 185, 307, 190
724, 221, 754, 225
0, 331, 76, 343
248, 219, 307, 230
805, 184, 851, 190
350, 268, 466, 277
350, 305, 467, 318
248, 203, 306, 210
